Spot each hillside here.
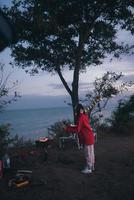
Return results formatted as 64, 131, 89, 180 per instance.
1, 134, 134, 200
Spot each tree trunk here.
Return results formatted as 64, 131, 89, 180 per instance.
71, 66, 79, 123
56, 34, 84, 122
71, 34, 84, 122
71, 94, 78, 123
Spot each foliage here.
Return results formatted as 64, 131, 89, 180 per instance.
4, 0, 134, 119
90, 114, 102, 132
84, 71, 134, 116
0, 122, 33, 158
110, 95, 134, 135
11, 134, 33, 149
47, 119, 72, 142
0, 62, 21, 157
0, 62, 20, 111
0, 123, 14, 157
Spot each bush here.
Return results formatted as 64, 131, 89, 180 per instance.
47, 119, 72, 143
12, 134, 33, 149
0, 123, 13, 157
110, 95, 134, 135
0, 123, 33, 159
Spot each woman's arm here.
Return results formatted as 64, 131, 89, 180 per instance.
65, 125, 77, 133
77, 116, 83, 133
83, 115, 93, 133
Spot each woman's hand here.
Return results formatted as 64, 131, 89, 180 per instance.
70, 124, 77, 127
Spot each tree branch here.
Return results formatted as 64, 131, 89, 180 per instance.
56, 68, 72, 96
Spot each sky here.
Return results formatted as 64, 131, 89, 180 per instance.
0, 44, 133, 110
0, 1, 134, 110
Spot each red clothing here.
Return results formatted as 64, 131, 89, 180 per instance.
65, 125, 77, 133
65, 113, 94, 145
77, 113, 94, 145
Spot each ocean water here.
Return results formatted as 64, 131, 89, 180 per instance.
0, 107, 73, 140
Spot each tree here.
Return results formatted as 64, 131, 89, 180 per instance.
110, 95, 134, 135
84, 71, 134, 116
0, 123, 13, 157
0, 62, 20, 111
80, 71, 133, 135
0, 62, 21, 157
4, 0, 134, 120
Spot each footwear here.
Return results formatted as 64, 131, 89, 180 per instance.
81, 167, 92, 174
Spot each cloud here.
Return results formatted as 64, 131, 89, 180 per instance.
7, 94, 72, 110
121, 74, 134, 82
0, 30, 134, 100
48, 83, 70, 89
116, 29, 134, 45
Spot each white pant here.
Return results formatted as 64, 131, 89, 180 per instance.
84, 145, 95, 168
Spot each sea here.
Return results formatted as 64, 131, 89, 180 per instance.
0, 107, 73, 141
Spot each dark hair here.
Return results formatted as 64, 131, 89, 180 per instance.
76, 103, 84, 117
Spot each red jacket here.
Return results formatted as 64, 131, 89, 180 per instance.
66, 113, 94, 145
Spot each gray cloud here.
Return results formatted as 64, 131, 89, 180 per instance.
121, 74, 134, 82
79, 82, 94, 92
49, 81, 94, 90
48, 83, 64, 89
7, 94, 72, 110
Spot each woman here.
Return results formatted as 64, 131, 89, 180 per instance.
76, 104, 95, 173
68, 104, 95, 174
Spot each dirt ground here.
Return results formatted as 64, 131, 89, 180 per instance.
1, 134, 134, 200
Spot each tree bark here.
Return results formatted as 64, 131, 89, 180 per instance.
56, 34, 85, 122
71, 33, 84, 122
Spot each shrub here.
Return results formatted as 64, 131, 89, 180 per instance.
0, 123, 33, 159
47, 119, 72, 142
110, 95, 134, 135
0, 123, 13, 157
